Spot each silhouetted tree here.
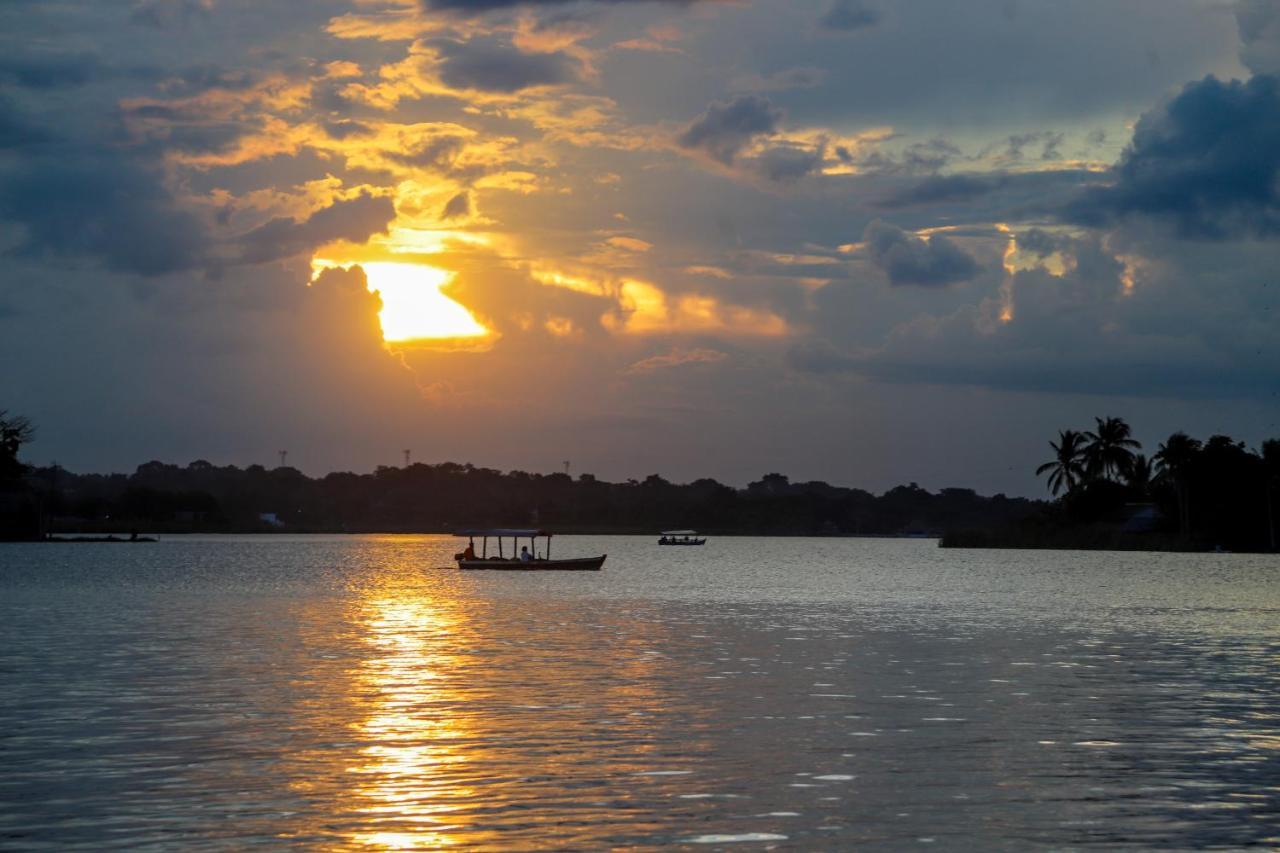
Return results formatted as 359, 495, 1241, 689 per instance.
1036, 429, 1088, 496
1083, 416, 1141, 481
1154, 432, 1201, 540
1126, 453, 1153, 497
1264, 439, 1280, 551
0, 410, 36, 482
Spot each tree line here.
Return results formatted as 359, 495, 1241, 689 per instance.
18, 461, 1037, 538
0, 411, 1035, 538
6, 408, 1277, 549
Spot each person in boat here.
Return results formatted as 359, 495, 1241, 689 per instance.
462, 542, 476, 560
520, 545, 533, 562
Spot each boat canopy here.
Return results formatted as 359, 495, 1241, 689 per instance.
660, 530, 699, 536
456, 528, 550, 538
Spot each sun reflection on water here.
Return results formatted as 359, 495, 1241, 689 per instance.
347, 594, 477, 849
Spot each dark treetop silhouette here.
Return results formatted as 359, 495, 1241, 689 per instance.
1017, 416, 1280, 553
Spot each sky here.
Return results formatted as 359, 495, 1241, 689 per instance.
2, 0, 1278, 496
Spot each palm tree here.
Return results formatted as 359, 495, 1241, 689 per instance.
1036, 429, 1088, 497
1126, 453, 1153, 497
1154, 432, 1201, 540
1083, 416, 1141, 481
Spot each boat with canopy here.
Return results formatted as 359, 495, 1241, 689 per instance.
453, 529, 606, 571
658, 530, 706, 545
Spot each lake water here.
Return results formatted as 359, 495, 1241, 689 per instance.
2, 536, 1278, 849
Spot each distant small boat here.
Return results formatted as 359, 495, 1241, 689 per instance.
658, 530, 706, 546
453, 529, 605, 571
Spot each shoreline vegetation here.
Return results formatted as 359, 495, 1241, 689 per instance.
953, 416, 1277, 554
2, 411, 1277, 552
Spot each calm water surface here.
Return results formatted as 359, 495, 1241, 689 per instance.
1, 536, 1278, 849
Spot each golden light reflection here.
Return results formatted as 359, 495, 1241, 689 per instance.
347, 594, 476, 849
307, 543, 703, 849
312, 259, 489, 344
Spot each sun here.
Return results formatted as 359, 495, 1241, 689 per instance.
313, 259, 489, 344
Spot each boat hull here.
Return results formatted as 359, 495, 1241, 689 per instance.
658, 539, 706, 546
457, 555, 606, 571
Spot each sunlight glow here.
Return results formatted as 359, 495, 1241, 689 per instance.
607, 280, 787, 336
313, 259, 488, 343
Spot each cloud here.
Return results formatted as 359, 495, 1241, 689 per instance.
323, 119, 374, 140
422, 0, 698, 11
876, 174, 1001, 208
1001, 130, 1064, 162
862, 220, 981, 286
796, 225, 1280, 402
434, 38, 579, 92
442, 191, 471, 219
129, 0, 214, 29
385, 133, 470, 170
754, 143, 824, 182
625, 347, 727, 374
1062, 74, 1280, 239
676, 94, 782, 165
819, 0, 881, 32
1236, 0, 1280, 75
733, 66, 826, 93
234, 192, 395, 264
0, 53, 106, 89
157, 64, 258, 97
0, 97, 51, 149
0, 150, 207, 275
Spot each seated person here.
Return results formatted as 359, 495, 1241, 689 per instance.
462, 543, 476, 560
520, 545, 534, 561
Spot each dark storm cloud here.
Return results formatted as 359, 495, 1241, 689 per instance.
1063, 74, 1280, 239
435, 38, 578, 92
819, 0, 881, 32
234, 192, 396, 265
862, 220, 981, 286
677, 94, 782, 165
0, 150, 207, 276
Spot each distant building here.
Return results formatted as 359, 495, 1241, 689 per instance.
258, 512, 284, 528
